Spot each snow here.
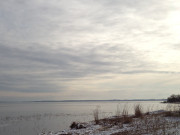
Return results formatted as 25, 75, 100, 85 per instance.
40, 110, 180, 135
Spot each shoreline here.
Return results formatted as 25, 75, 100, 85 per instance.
162, 101, 180, 104
41, 108, 180, 135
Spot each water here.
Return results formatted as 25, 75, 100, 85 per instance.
0, 101, 168, 135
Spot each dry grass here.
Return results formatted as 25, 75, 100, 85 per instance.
110, 104, 180, 135
134, 104, 143, 118
111, 112, 180, 135
64, 104, 180, 135
164, 104, 180, 117
93, 106, 100, 124
121, 105, 133, 124
115, 104, 121, 117
97, 104, 180, 135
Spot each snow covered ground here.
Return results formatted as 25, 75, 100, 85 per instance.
40, 110, 180, 135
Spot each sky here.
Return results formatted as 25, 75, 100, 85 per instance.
0, 0, 180, 101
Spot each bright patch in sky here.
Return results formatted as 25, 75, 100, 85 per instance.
168, 11, 180, 36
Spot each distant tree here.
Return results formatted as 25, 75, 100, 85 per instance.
167, 94, 180, 103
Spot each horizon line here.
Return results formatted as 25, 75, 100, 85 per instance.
0, 99, 166, 103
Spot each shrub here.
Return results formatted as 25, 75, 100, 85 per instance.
167, 94, 180, 103
134, 104, 143, 118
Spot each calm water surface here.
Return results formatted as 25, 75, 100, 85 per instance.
0, 101, 168, 135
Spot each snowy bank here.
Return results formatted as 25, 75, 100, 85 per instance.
40, 109, 180, 135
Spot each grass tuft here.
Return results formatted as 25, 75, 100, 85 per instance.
93, 106, 100, 124
134, 104, 143, 118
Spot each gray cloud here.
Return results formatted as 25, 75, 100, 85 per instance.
0, 0, 180, 100
0, 40, 175, 93
0, 0, 172, 42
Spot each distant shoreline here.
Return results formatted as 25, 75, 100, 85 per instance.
0, 99, 166, 103
32, 99, 166, 102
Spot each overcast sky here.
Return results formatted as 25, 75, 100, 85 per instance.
0, 0, 180, 101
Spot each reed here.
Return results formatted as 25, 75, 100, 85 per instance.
134, 104, 143, 118
93, 106, 100, 124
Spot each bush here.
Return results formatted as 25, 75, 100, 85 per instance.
167, 94, 180, 103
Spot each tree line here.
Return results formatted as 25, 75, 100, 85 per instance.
167, 94, 180, 103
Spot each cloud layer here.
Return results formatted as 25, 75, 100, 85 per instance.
1, 0, 180, 100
